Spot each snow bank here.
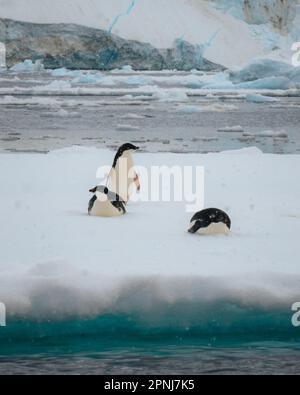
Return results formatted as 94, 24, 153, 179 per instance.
0, 147, 300, 321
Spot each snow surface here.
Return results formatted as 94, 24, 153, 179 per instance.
0, 147, 300, 319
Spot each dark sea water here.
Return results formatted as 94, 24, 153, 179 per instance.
1, 70, 300, 155
1, 312, 300, 375
1, 346, 300, 375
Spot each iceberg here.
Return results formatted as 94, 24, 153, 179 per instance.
230, 59, 293, 83
125, 76, 149, 85
152, 90, 188, 103
246, 94, 279, 103
218, 126, 244, 133
287, 67, 300, 84
51, 68, 82, 78
75, 73, 102, 84
238, 76, 291, 90
10, 59, 44, 72
243, 130, 288, 138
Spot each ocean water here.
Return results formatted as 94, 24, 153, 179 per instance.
0, 70, 300, 155
1, 310, 300, 374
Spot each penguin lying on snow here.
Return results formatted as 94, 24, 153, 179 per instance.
88, 186, 126, 217
188, 208, 231, 235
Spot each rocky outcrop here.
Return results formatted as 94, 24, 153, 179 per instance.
243, 0, 297, 32
208, 0, 299, 33
0, 18, 224, 71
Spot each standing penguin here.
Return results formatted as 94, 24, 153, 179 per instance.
188, 208, 231, 235
88, 185, 126, 217
108, 143, 140, 202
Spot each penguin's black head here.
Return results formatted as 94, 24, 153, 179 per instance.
188, 208, 231, 234
112, 143, 139, 168
96, 185, 109, 195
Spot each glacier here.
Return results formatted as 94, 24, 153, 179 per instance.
108, 0, 138, 35
0, 18, 223, 71
1, 0, 299, 68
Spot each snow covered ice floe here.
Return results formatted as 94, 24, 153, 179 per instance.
51, 68, 82, 78
116, 124, 140, 131
246, 94, 279, 103
120, 113, 146, 120
217, 126, 244, 133
0, 146, 300, 322
243, 130, 289, 138
152, 90, 188, 103
176, 103, 238, 113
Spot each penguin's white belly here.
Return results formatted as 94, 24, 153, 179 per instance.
90, 199, 123, 217
196, 222, 230, 235
110, 154, 136, 202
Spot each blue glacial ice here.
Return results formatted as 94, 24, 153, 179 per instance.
51, 68, 82, 78
229, 59, 293, 83
75, 73, 102, 84
125, 76, 149, 85
287, 67, 300, 84
246, 94, 279, 103
237, 76, 291, 90
229, 59, 300, 90
10, 59, 44, 72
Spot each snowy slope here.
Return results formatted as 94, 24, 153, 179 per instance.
0, 0, 271, 68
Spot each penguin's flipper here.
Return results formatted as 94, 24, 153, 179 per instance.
105, 189, 127, 214
134, 172, 141, 192
112, 200, 126, 214
88, 195, 97, 215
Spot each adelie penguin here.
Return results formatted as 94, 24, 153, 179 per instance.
188, 208, 231, 235
88, 185, 126, 217
108, 143, 140, 203
88, 143, 139, 217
